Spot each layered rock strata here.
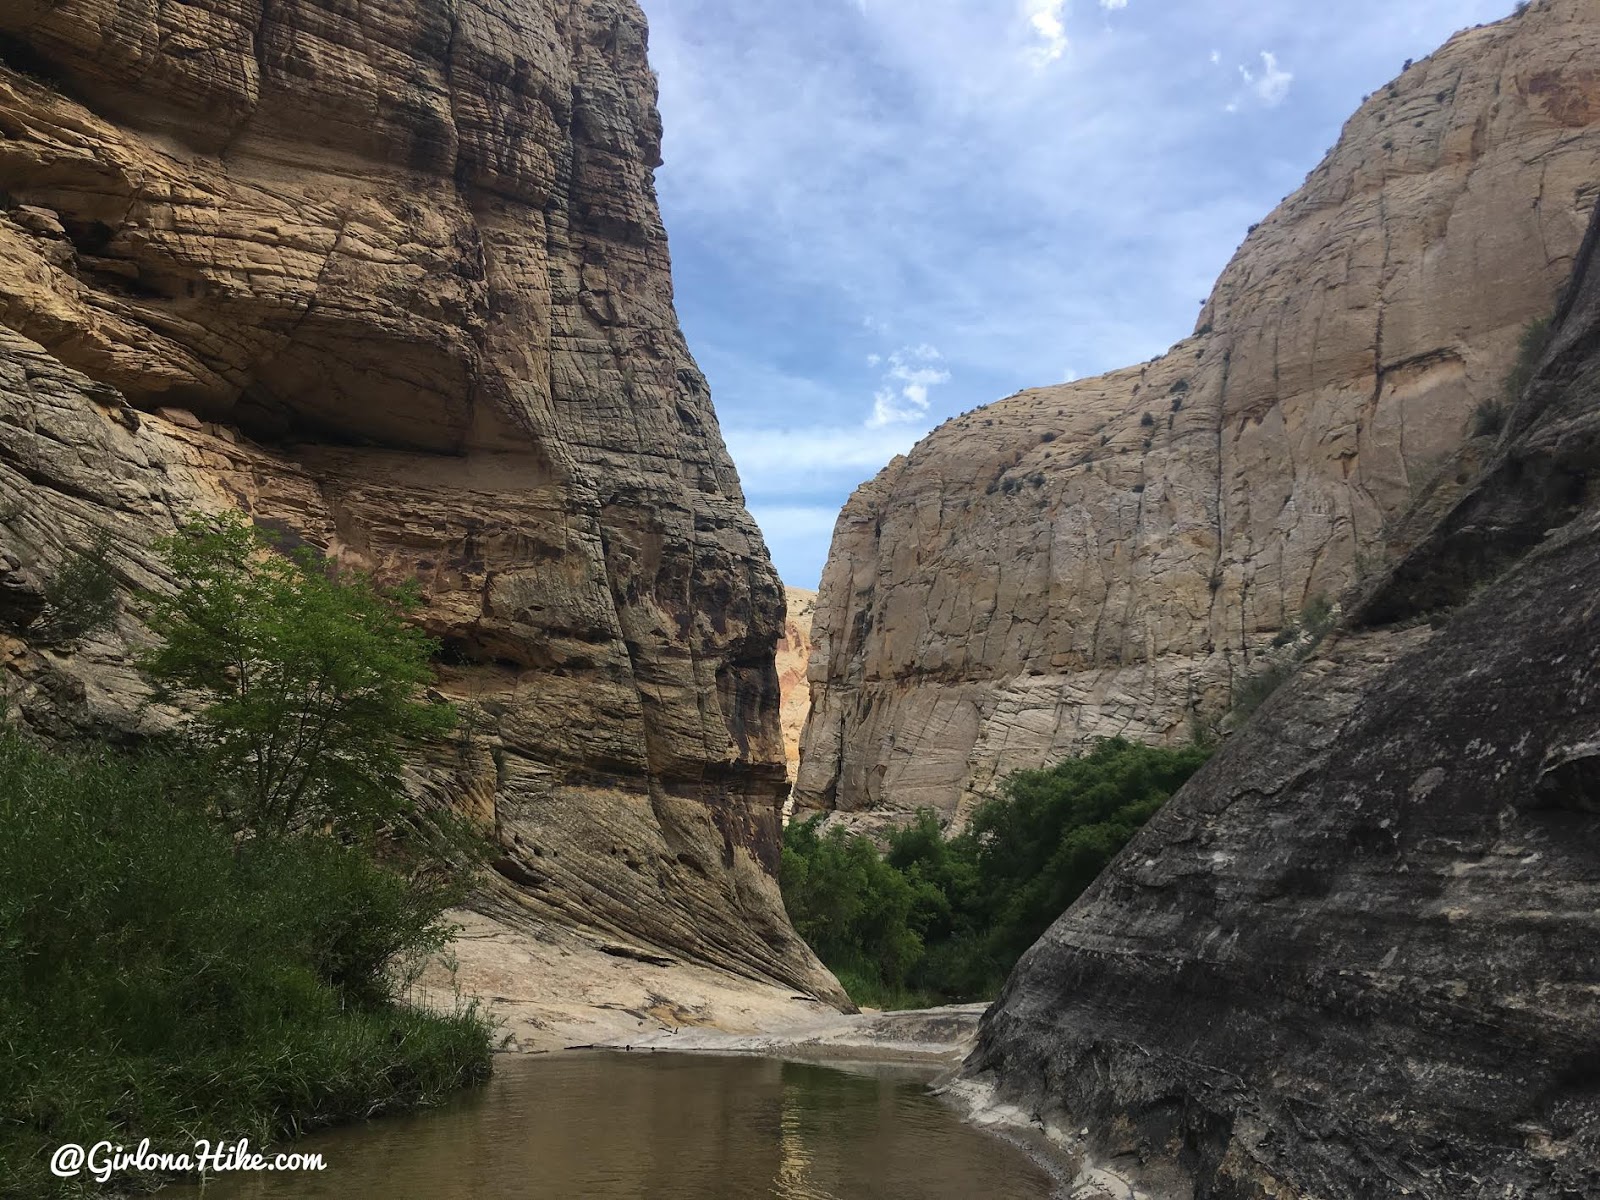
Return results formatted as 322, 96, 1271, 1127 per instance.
0, 0, 842, 1003
966, 193, 1600, 1200
797, 0, 1600, 825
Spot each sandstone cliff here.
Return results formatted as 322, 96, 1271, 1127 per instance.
797, 0, 1600, 825
965, 189, 1600, 1200
0, 0, 843, 1004
776, 586, 816, 782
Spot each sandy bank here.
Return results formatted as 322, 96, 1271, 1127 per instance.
412, 909, 839, 1055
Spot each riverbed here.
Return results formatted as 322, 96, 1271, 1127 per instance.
170, 1052, 1057, 1199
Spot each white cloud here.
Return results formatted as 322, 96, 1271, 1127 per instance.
642, 0, 1512, 584
1210, 49, 1222, 65
1240, 51, 1293, 106
1100, 0, 1128, 9
1022, 0, 1068, 67
868, 345, 952, 427
726, 426, 926, 483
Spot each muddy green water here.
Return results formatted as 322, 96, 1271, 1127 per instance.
172, 1052, 1054, 1199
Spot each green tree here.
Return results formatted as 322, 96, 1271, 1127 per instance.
36, 529, 119, 643
781, 738, 1213, 1008
781, 818, 923, 992
965, 737, 1213, 967
141, 512, 455, 840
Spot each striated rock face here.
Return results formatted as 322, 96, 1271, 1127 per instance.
0, 0, 843, 1004
776, 587, 816, 782
797, 0, 1600, 825
966, 198, 1600, 1200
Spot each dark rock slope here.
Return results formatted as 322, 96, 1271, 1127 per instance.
967, 201, 1600, 1198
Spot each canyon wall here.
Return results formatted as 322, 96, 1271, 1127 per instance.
797, 0, 1600, 825
0, 0, 843, 1003
776, 586, 816, 782
966, 190, 1600, 1200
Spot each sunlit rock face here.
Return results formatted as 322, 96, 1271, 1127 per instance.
776, 587, 816, 783
0, 0, 844, 1005
797, 0, 1600, 827
969, 192, 1600, 1200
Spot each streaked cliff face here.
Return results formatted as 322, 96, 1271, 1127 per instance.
0, 0, 844, 1003
797, 0, 1600, 827
969, 189, 1600, 1200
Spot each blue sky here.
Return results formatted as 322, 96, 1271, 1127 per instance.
638, 0, 1519, 589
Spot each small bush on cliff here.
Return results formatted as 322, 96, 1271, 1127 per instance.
1473, 399, 1508, 438
1228, 659, 1297, 725
1504, 316, 1552, 406
1460, 314, 1553, 445
34, 530, 119, 643
1229, 595, 1338, 728
782, 738, 1213, 1008
0, 733, 492, 1197
141, 512, 455, 840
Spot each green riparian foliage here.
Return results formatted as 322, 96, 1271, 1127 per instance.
140, 512, 456, 841
0, 735, 491, 1198
782, 737, 1213, 1009
1, 511, 490, 1196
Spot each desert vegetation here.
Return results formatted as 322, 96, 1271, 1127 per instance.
0, 514, 490, 1197
781, 737, 1213, 1009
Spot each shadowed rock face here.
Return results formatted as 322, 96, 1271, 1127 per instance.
0, 0, 844, 1004
797, 0, 1600, 827
967, 199, 1600, 1200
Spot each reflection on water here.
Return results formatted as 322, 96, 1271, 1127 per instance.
171, 1052, 1053, 1200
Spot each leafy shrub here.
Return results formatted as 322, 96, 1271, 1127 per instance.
141, 512, 455, 840
0, 733, 491, 1197
1234, 595, 1336, 725
782, 738, 1212, 1008
35, 531, 119, 642
2, 509, 491, 1195
781, 818, 924, 992
1228, 659, 1296, 724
